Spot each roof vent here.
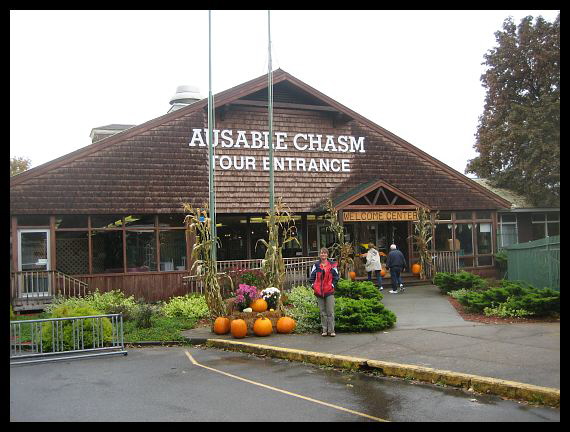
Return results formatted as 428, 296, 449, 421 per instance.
168, 85, 203, 113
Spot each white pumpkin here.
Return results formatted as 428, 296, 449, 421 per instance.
242, 307, 253, 313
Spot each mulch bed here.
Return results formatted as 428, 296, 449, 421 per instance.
446, 296, 560, 324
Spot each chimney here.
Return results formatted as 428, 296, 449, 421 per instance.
168, 85, 203, 113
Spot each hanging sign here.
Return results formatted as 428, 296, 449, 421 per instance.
342, 210, 419, 222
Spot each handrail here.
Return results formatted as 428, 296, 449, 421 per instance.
10, 270, 89, 309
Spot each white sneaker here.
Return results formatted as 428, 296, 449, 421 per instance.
379, 286, 384, 291
389, 290, 398, 294
400, 283, 404, 288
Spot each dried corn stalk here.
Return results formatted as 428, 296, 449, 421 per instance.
183, 203, 226, 322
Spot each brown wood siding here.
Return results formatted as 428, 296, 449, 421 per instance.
75, 272, 191, 303
10, 111, 209, 214
10, 72, 509, 216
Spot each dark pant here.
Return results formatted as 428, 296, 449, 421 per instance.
367, 270, 382, 288
390, 267, 403, 290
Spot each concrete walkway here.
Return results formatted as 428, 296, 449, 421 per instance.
182, 284, 560, 402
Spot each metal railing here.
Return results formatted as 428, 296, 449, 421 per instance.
10, 314, 127, 365
10, 270, 88, 311
183, 256, 317, 293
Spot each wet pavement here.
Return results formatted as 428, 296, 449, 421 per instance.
183, 284, 560, 389
10, 346, 560, 422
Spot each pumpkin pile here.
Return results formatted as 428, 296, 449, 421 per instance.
213, 284, 297, 338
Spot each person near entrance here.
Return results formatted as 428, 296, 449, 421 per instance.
309, 247, 339, 337
364, 243, 383, 290
386, 244, 407, 293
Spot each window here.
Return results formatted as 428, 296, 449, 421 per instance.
532, 212, 560, 240
455, 211, 472, 220
434, 224, 453, 251
476, 223, 492, 255
159, 231, 187, 271
498, 213, 518, 247
454, 223, 473, 255
126, 230, 156, 271
92, 230, 124, 273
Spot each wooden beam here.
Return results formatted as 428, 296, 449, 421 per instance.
230, 99, 340, 113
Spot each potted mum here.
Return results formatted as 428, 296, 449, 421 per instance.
260, 287, 280, 310
234, 284, 260, 312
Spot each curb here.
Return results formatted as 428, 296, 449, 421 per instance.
201, 338, 560, 408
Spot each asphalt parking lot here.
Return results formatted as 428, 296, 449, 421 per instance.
10, 346, 560, 422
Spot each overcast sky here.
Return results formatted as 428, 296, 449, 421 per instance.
10, 10, 560, 175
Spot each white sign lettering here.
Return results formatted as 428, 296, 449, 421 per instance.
189, 129, 365, 172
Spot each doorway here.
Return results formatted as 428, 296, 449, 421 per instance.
17, 229, 51, 296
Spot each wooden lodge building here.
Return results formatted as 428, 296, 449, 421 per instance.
10, 69, 515, 309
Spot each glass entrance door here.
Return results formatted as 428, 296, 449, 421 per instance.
18, 230, 51, 296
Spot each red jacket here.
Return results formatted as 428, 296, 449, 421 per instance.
308, 259, 339, 298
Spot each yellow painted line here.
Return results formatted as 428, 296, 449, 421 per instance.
185, 350, 389, 422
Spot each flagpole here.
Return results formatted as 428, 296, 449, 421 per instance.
268, 10, 274, 216
208, 10, 217, 262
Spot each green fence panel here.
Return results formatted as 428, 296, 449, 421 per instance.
505, 236, 560, 291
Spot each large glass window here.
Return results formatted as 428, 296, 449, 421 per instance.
434, 224, 454, 251
498, 214, 518, 247
476, 223, 492, 254
126, 230, 156, 271
159, 231, 187, 271
532, 212, 560, 240
454, 223, 473, 255
17, 215, 50, 226
91, 215, 123, 229
56, 231, 89, 274
217, 215, 249, 261
55, 215, 88, 229
92, 230, 124, 273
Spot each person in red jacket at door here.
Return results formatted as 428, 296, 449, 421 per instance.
308, 247, 339, 337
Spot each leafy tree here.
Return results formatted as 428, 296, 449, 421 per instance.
10, 156, 31, 176
466, 14, 560, 206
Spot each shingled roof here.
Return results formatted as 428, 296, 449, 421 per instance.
10, 69, 511, 215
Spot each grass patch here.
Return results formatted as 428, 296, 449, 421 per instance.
123, 315, 197, 343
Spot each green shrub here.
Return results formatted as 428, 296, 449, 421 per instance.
457, 280, 560, 316
44, 289, 138, 320
334, 297, 396, 332
286, 285, 321, 333
133, 301, 158, 329
286, 283, 397, 333
42, 305, 113, 351
161, 294, 209, 320
484, 303, 534, 318
433, 271, 487, 294
335, 279, 382, 300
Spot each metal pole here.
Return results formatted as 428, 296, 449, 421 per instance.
208, 10, 217, 262
268, 10, 274, 216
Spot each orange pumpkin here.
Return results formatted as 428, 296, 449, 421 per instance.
276, 316, 296, 334
411, 263, 421, 275
381, 268, 386, 277
250, 298, 268, 313
253, 316, 273, 336
348, 271, 356, 280
230, 319, 248, 339
213, 317, 230, 335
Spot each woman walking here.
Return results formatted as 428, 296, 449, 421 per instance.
309, 247, 339, 337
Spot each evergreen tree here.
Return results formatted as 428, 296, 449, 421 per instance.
466, 14, 559, 206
